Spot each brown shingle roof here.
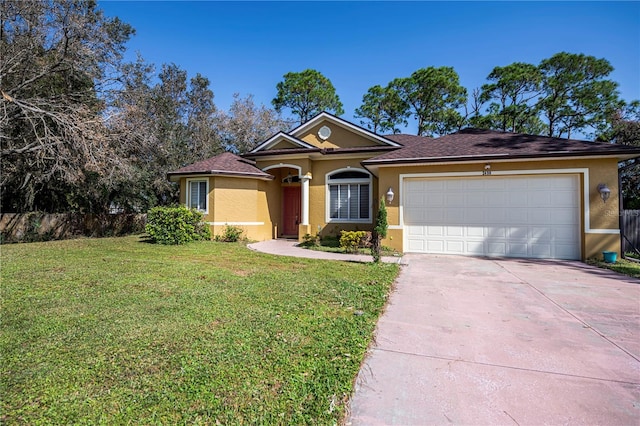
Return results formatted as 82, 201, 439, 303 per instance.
167, 152, 273, 179
383, 134, 431, 146
365, 128, 640, 164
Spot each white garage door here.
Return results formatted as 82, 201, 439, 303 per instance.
403, 175, 580, 259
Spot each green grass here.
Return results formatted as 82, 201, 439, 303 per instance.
587, 257, 640, 279
1, 236, 399, 424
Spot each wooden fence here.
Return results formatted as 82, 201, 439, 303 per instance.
622, 210, 640, 254
0, 212, 146, 244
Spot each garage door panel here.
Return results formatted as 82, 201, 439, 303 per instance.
555, 244, 578, 258
403, 175, 580, 260
531, 227, 552, 240
551, 191, 576, 206
528, 192, 552, 206
507, 243, 528, 256
552, 209, 579, 224
446, 193, 465, 207
529, 209, 551, 222
467, 227, 485, 237
488, 227, 507, 238
508, 227, 528, 239
467, 193, 486, 207
445, 240, 464, 253
426, 240, 444, 252
488, 209, 507, 222
556, 227, 578, 241
531, 244, 552, 257
466, 241, 485, 254
406, 225, 425, 236
508, 192, 528, 206
505, 208, 528, 223
430, 193, 444, 206
487, 242, 507, 256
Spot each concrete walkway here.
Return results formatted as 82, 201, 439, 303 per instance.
347, 254, 640, 425
247, 239, 404, 264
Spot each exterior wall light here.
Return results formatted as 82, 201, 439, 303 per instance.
386, 187, 394, 204
597, 183, 611, 203
284, 172, 293, 184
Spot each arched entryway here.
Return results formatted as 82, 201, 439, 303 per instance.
263, 164, 308, 238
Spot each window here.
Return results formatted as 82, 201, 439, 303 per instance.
327, 169, 371, 222
187, 179, 208, 212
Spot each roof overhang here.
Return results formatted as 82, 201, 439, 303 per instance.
167, 170, 274, 182
363, 153, 640, 177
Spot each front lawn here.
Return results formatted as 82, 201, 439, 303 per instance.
1, 236, 399, 424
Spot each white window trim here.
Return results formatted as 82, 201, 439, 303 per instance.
186, 178, 209, 214
325, 168, 373, 224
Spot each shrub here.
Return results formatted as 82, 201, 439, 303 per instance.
339, 230, 368, 253
145, 206, 211, 245
214, 224, 244, 242
300, 233, 320, 247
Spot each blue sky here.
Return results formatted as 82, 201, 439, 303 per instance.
99, 1, 640, 135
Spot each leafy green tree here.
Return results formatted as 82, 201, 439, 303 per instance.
109, 61, 222, 210
272, 69, 344, 124
598, 101, 640, 209
537, 52, 622, 139
390, 66, 467, 136
478, 62, 544, 134
355, 85, 408, 134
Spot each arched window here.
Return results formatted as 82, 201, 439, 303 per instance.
326, 169, 371, 222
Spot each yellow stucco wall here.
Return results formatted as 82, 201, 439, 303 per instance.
299, 123, 383, 149
179, 176, 273, 242
209, 177, 273, 241
270, 140, 300, 150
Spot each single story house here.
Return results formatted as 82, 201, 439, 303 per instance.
168, 112, 640, 260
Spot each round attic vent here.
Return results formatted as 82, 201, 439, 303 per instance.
318, 125, 331, 140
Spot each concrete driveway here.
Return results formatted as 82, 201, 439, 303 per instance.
348, 255, 640, 425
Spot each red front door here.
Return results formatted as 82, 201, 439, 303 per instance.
282, 186, 301, 236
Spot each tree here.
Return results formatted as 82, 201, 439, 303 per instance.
1, 0, 134, 212
598, 101, 640, 209
390, 66, 467, 136
272, 69, 344, 124
219, 94, 292, 154
109, 61, 222, 210
371, 198, 388, 263
354, 85, 408, 134
478, 62, 544, 134
537, 52, 622, 139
